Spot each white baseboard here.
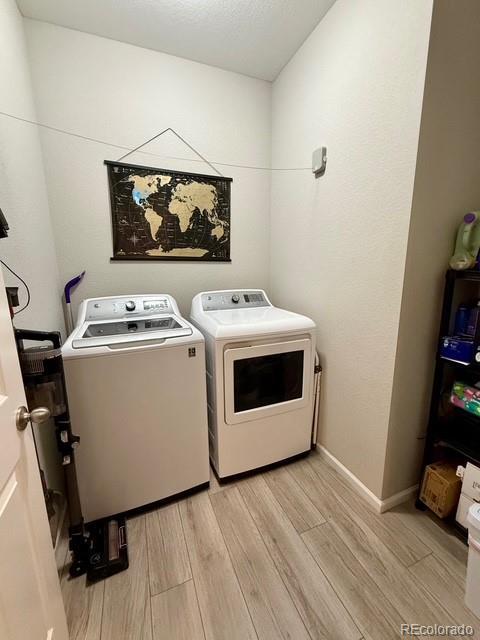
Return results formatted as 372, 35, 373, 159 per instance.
379, 484, 419, 512
315, 445, 418, 513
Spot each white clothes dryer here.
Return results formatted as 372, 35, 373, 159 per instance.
190, 289, 316, 479
62, 294, 209, 522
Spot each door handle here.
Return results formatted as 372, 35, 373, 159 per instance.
16, 406, 51, 431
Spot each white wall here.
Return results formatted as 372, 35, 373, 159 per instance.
24, 20, 272, 318
383, 0, 480, 498
0, 0, 64, 495
0, 2, 64, 332
270, 0, 433, 497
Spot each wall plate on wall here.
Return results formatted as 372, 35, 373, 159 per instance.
312, 147, 327, 177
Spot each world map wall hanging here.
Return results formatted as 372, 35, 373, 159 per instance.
105, 160, 232, 261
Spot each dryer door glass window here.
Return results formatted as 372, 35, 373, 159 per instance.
233, 350, 304, 413
224, 338, 312, 425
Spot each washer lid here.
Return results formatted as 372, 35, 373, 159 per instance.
194, 306, 315, 340
71, 314, 192, 348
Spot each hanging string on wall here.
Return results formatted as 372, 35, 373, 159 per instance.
0, 109, 311, 172
116, 127, 225, 177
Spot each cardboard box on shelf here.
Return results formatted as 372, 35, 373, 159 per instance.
420, 462, 462, 518
456, 462, 480, 528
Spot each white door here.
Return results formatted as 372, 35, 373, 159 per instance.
0, 267, 68, 640
224, 338, 313, 425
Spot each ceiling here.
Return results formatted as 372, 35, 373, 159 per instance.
17, 0, 335, 81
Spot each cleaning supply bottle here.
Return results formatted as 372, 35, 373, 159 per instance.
450, 212, 480, 270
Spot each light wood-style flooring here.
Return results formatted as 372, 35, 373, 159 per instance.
57, 450, 479, 640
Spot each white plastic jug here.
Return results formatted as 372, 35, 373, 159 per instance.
466, 503, 480, 616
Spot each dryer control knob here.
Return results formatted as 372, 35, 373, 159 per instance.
125, 300, 136, 311
231, 294, 240, 304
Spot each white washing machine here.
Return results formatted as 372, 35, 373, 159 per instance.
190, 289, 316, 479
62, 294, 209, 522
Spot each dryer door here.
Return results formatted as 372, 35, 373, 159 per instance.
224, 338, 312, 425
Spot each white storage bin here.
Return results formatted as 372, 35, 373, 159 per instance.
456, 462, 480, 528
466, 503, 480, 617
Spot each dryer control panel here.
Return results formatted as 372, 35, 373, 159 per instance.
201, 290, 270, 311
84, 296, 175, 321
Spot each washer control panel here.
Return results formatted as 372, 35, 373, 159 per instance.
85, 296, 173, 321
201, 290, 269, 311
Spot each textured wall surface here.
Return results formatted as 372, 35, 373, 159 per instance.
270, 0, 433, 497
0, 2, 64, 334
25, 20, 272, 318
383, 0, 480, 498
0, 0, 65, 494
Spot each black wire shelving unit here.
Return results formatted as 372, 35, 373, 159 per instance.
417, 269, 480, 540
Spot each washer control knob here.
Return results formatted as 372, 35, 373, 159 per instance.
125, 300, 136, 311
231, 294, 240, 304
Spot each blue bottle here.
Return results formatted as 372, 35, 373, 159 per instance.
455, 304, 471, 336
467, 302, 480, 337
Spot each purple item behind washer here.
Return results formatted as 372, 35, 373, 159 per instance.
64, 271, 85, 303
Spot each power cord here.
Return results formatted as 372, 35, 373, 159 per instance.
0, 259, 31, 315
